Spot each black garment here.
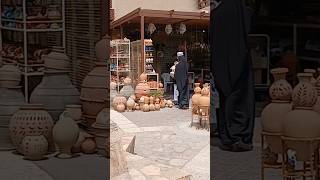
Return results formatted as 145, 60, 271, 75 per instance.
210, 0, 255, 145
174, 55, 189, 107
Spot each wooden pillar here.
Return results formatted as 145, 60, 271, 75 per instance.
140, 16, 145, 74
120, 25, 123, 39
100, 0, 109, 36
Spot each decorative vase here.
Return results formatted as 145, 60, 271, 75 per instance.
53, 112, 79, 159
92, 108, 109, 156
9, 104, 54, 153
283, 73, 320, 161
304, 69, 317, 86
81, 137, 96, 154
135, 82, 150, 99
95, 35, 110, 62
21, 135, 48, 161
0, 64, 20, 87
0, 87, 25, 150
65, 105, 82, 123
120, 77, 134, 99
81, 62, 108, 127
126, 98, 135, 111
261, 68, 293, 154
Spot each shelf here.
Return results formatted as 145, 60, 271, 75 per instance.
21, 71, 44, 76
1, 26, 63, 32
110, 69, 130, 72
1, 18, 63, 23
110, 55, 130, 59
299, 56, 320, 62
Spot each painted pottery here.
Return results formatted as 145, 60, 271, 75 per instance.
20, 135, 48, 161
283, 73, 320, 161
53, 112, 79, 159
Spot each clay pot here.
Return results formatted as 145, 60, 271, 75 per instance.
130, 95, 136, 102
192, 83, 202, 106
139, 73, 147, 82
53, 112, 79, 159
113, 95, 127, 109
155, 104, 161, 111
304, 69, 317, 86
143, 104, 150, 112
30, 71, 80, 121
261, 68, 293, 153
81, 137, 96, 154
167, 100, 173, 108
9, 104, 54, 154
149, 96, 155, 104
0, 87, 25, 150
144, 97, 150, 104
199, 88, 210, 107
65, 105, 82, 123
283, 73, 320, 161
135, 104, 140, 111
135, 82, 150, 99
160, 98, 166, 108
80, 62, 108, 122
95, 35, 110, 62
149, 104, 155, 111
20, 135, 48, 161
92, 108, 109, 156
159, 83, 163, 88
155, 98, 160, 104
110, 82, 118, 104
126, 98, 135, 111
116, 103, 126, 112
72, 130, 86, 153
43, 47, 71, 71
0, 64, 21, 87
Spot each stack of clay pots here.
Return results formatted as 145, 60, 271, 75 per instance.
9, 104, 54, 159
30, 47, 80, 121
0, 63, 25, 150
261, 68, 293, 164
92, 108, 109, 156
80, 62, 108, 132
283, 73, 320, 162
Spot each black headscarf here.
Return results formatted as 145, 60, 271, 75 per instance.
210, 0, 252, 96
174, 55, 188, 92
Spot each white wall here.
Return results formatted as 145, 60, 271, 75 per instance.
112, 0, 208, 20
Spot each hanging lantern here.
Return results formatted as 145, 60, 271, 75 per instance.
148, 23, 156, 35
179, 23, 186, 35
165, 24, 172, 35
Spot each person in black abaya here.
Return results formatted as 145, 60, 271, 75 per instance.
174, 52, 189, 109
210, 0, 255, 151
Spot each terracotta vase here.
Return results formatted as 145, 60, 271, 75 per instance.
261, 68, 293, 154
65, 105, 82, 123
135, 82, 150, 99
20, 135, 48, 161
0, 87, 25, 150
304, 69, 317, 86
116, 103, 126, 112
53, 112, 79, 159
0, 64, 20, 87
92, 108, 109, 156
126, 98, 135, 111
95, 35, 110, 62
9, 104, 54, 153
81, 137, 96, 154
110, 122, 128, 177
120, 77, 134, 99
113, 95, 127, 109
199, 87, 210, 107
30, 72, 80, 121
283, 73, 320, 161
80, 62, 108, 122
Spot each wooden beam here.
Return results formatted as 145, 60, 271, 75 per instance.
141, 16, 145, 73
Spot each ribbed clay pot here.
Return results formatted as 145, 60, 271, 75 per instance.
53, 112, 79, 159
9, 104, 54, 153
0, 64, 20, 87
283, 73, 320, 161
0, 87, 25, 150
261, 68, 293, 154
21, 135, 48, 161
113, 95, 127, 109
81, 62, 108, 117
135, 82, 150, 99
43, 47, 71, 71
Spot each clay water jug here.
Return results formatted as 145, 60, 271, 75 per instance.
283, 73, 320, 161
53, 112, 79, 158
261, 68, 293, 154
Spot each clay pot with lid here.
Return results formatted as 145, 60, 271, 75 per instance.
9, 104, 54, 153
283, 73, 320, 161
261, 68, 293, 154
81, 62, 108, 118
0, 64, 21, 87
120, 77, 134, 99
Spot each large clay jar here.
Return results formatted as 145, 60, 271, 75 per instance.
110, 121, 128, 178
304, 69, 317, 86
81, 136, 96, 154
192, 83, 202, 114
0, 87, 25, 150
53, 112, 79, 159
198, 86, 210, 107
80, 62, 108, 127
261, 68, 293, 154
113, 95, 127, 109
95, 34, 110, 62
283, 73, 320, 161
9, 104, 54, 153
120, 77, 134, 99
0, 64, 20, 87
65, 105, 82, 123
92, 108, 109, 156
126, 98, 135, 112
21, 135, 48, 161
139, 73, 147, 82
135, 82, 150, 99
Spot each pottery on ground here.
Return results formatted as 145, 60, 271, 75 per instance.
135, 82, 150, 99
120, 78, 134, 99
20, 135, 48, 161
126, 98, 135, 111
113, 95, 127, 109
81, 137, 96, 154
92, 108, 109, 156
65, 105, 82, 123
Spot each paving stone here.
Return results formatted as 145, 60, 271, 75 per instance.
169, 159, 188, 167
140, 165, 161, 176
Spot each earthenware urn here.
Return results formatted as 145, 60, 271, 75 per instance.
53, 112, 79, 159
283, 73, 320, 161
261, 68, 293, 153
110, 121, 128, 178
